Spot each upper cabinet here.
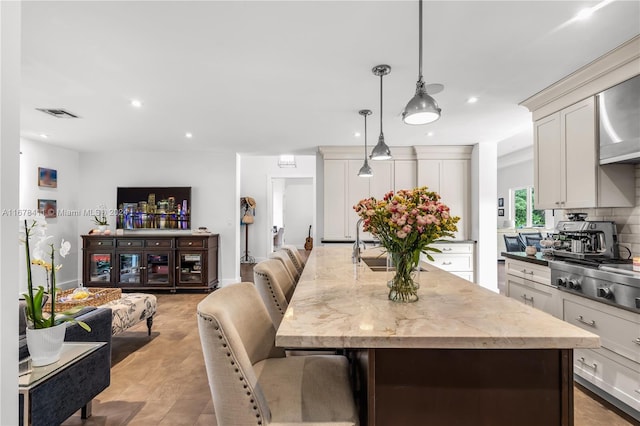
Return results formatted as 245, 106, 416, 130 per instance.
534, 98, 599, 209
322, 158, 393, 240
522, 36, 639, 210
416, 147, 472, 241
320, 146, 470, 241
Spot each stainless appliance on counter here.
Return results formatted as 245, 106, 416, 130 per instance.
551, 220, 619, 260
549, 219, 640, 313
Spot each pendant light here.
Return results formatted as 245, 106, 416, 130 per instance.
357, 109, 373, 177
371, 64, 392, 160
402, 0, 441, 125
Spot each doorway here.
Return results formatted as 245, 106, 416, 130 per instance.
270, 177, 314, 252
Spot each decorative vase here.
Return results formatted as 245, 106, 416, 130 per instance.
26, 323, 67, 366
98, 225, 107, 233
387, 251, 420, 303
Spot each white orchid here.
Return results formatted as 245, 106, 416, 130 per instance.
21, 217, 84, 330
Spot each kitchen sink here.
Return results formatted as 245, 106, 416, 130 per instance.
361, 256, 389, 271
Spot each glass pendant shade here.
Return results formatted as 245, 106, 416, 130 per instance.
403, 78, 441, 125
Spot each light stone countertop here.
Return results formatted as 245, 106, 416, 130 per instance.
275, 246, 600, 349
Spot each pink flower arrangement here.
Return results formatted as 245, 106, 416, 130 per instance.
354, 187, 459, 261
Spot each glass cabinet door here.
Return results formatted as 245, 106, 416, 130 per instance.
119, 253, 141, 284
178, 252, 203, 283
146, 253, 170, 284
89, 253, 112, 282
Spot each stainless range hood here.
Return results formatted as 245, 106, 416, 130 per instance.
598, 74, 640, 165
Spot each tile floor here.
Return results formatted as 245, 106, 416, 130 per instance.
61, 274, 635, 425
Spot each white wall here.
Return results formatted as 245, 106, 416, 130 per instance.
282, 178, 314, 248
472, 143, 498, 292
19, 138, 81, 291
0, 2, 20, 423
240, 155, 315, 261
77, 151, 240, 285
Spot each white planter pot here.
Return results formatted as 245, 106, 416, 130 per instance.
98, 225, 107, 233
26, 323, 67, 366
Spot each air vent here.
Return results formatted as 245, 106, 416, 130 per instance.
36, 108, 79, 119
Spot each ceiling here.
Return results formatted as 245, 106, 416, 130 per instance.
20, 1, 640, 157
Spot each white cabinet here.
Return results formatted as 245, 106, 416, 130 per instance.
393, 160, 417, 191
369, 160, 394, 199
417, 159, 470, 241
562, 293, 640, 412
422, 242, 474, 282
504, 258, 560, 318
323, 160, 348, 240
323, 158, 393, 240
533, 97, 634, 209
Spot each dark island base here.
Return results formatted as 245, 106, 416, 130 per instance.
354, 348, 573, 426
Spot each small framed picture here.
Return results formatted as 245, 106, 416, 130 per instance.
38, 199, 57, 218
498, 208, 505, 217
498, 197, 504, 207
38, 167, 57, 188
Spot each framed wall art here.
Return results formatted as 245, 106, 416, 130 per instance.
498, 197, 504, 207
38, 199, 57, 218
498, 208, 505, 217
38, 167, 57, 188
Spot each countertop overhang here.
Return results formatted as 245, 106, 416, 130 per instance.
276, 246, 600, 350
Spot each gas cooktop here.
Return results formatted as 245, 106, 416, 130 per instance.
549, 259, 639, 313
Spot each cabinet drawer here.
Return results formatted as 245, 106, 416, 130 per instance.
505, 259, 550, 286
432, 243, 473, 254
116, 239, 144, 248
574, 348, 640, 411
564, 298, 640, 364
84, 238, 114, 248
424, 254, 472, 272
178, 238, 205, 248
145, 239, 173, 248
507, 276, 560, 318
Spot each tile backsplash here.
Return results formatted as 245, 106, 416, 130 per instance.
566, 164, 640, 258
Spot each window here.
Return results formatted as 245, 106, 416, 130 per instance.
513, 187, 545, 228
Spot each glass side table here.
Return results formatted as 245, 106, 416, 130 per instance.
19, 342, 107, 426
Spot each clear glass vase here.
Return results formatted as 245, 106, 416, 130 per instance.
387, 251, 420, 303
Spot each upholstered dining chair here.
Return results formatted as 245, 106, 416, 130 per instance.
253, 259, 296, 327
503, 235, 522, 252
279, 245, 305, 275
197, 282, 359, 426
268, 250, 300, 283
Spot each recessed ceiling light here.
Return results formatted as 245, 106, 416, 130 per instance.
130, 99, 143, 108
185, 132, 193, 139
354, 132, 361, 138
467, 97, 479, 104
39, 133, 48, 139
427, 132, 434, 137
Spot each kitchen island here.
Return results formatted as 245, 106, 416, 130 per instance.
276, 246, 600, 426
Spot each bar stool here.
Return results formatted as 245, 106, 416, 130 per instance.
197, 283, 359, 426
280, 244, 306, 273
253, 259, 295, 327
268, 250, 300, 283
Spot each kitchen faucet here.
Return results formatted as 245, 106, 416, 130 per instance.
353, 218, 366, 263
